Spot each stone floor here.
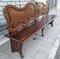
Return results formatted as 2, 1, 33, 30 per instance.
0, 10, 60, 59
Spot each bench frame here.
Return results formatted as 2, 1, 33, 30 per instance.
5, 15, 55, 58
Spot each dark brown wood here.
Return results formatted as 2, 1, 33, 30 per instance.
3, 2, 49, 36
35, 2, 49, 17
10, 38, 24, 58
3, 2, 36, 36
3, 2, 55, 58
4, 15, 55, 58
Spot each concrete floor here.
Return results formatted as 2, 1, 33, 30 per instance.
0, 10, 60, 59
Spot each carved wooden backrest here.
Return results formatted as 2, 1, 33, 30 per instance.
3, 2, 36, 35
3, 2, 49, 35
35, 2, 49, 16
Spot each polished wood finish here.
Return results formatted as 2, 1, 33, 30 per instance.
4, 15, 55, 58
3, 2, 36, 35
35, 2, 49, 17
11, 15, 54, 42
3, 2, 54, 58
3, 2, 49, 36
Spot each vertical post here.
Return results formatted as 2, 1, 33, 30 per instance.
49, 20, 54, 27
19, 43, 24, 58
41, 28, 44, 37
10, 38, 24, 58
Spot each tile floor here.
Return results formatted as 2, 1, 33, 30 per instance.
54, 44, 60, 59
0, 10, 60, 59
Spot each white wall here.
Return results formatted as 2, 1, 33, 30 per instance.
56, 0, 60, 10
35, 0, 46, 4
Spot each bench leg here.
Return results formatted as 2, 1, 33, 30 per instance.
19, 43, 24, 58
49, 20, 54, 27
10, 39, 18, 52
10, 39, 24, 58
41, 28, 44, 37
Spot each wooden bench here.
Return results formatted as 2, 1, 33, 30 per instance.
3, 2, 55, 58
5, 15, 55, 58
